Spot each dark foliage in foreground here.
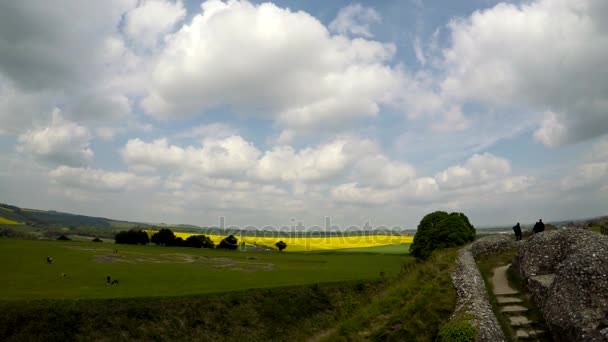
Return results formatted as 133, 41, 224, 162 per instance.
410, 211, 475, 259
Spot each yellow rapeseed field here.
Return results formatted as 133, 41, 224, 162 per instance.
147, 230, 413, 252
0, 217, 19, 225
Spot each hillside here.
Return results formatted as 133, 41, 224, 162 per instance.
0, 203, 182, 230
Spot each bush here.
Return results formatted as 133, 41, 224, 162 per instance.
410, 211, 475, 259
275, 240, 287, 251
436, 320, 478, 342
92, 237, 103, 242
56, 234, 71, 241
185, 235, 215, 248
115, 229, 149, 245
218, 234, 238, 250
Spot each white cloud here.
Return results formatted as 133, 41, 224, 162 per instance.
0, 78, 57, 134
124, 0, 186, 48
17, 110, 94, 166
142, 0, 399, 132
255, 137, 377, 183
413, 36, 426, 66
331, 182, 394, 206
122, 135, 261, 178
440, 0, 608, 146
49, 165, 159, 193
435, 152, 511, 190
352, 155, 416, 188
329, 4, 381, 38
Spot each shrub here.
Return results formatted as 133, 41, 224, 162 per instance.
92, 237, 103, 242
185, 235, 215, 248
275, 240, 287, 251
436, 320, 478, 342
218, 234, 238, 250
410, 211, 475, 260
56, 234, 71, 241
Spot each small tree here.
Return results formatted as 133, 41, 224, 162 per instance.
151, 228, 176, 246
275, 240, 287, 251
185, 235, 203, 248
218, 234, 238, 250
409, 211, 475, 260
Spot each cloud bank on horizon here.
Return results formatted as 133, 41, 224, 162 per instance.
0, 0, 606, 229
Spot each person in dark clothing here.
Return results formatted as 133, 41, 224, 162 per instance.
106, 274, 111, 285
512, 222, 522, 240
533, 219, 545, 234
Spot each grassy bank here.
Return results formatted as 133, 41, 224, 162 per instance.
0, 280, 386, 342
322, 248, 459, 341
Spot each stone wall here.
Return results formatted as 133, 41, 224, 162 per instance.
450, 235, 518, 342
513, 229, 608, 341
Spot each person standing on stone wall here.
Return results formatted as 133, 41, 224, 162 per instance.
533, 219, 545, 234
512, 222, 522, 240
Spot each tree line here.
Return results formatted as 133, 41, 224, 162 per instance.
115, 228, 288, 251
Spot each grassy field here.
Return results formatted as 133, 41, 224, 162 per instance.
322, 243, 411, 254
0, 238, 411, 300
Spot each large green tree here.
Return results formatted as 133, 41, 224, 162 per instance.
409, 211, 475, 259
150, 228, 176, 246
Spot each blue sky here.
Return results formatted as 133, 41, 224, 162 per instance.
0, 0, 606, 229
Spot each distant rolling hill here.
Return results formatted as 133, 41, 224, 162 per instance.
0, 202, 191, 230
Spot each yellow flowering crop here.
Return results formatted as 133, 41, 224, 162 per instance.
0, 217, 19, 225
148, 230, 413, 252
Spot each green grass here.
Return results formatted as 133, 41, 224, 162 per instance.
322, 248, 458, 341
0, 238, 411, 300
0, 280, 387, 342
315, 243, 411, 254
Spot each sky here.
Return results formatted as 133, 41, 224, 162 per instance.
0, 0, 607, 230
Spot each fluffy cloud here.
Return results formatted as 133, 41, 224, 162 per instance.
331, 183, 394, 206
124, 0, 186, 48
17, 110, 94, 166
142, 0, 399, 132
122, 135, 261, 178
329, 4, 381, 38
352, 155, 416, 188
49, 165, 159, 192
0, 1, 147, 135
0, 0, 135, 91
0, 79, 57, 134
255, 138, 377, 183
435, 153, 510, 190
440, 0, 608, 146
